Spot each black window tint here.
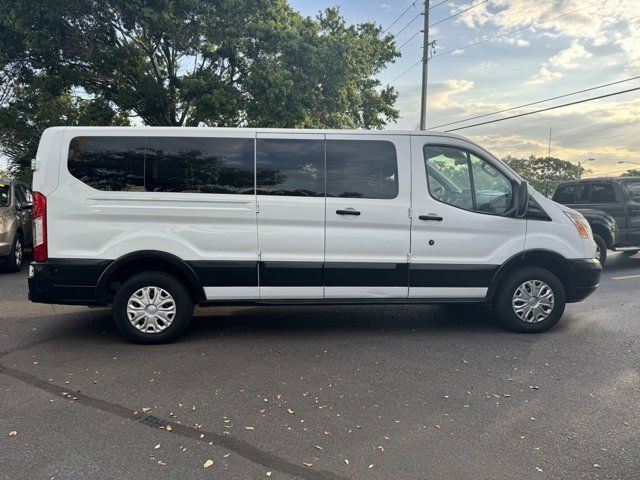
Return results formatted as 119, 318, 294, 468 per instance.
145, 137, 254, 194
590, 183, 616, 203
326, 140, 398, 199
553, 184, 589, 204
68, 137, 145, 191
257, 139, 324, 197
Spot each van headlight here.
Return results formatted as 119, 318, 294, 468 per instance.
564, 211, 592, 239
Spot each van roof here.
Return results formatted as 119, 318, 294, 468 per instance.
43, 126, 470, 140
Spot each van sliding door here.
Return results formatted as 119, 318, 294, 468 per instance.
256, 133, 326, 299
323, 134, 411, 299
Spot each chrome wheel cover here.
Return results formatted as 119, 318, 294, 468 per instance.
14, 238, 22, 268
512, 280, 555, 324
126, 286, 176, 333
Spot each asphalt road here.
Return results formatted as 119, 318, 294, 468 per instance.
1, 254, 639, 480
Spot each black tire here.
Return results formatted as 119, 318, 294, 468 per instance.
594, 234, 607, 266
494, 266, 566, 333
2, 233, 24, 273
113, 271, 193, 344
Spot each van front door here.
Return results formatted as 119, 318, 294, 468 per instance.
324, 134, 411, 299
256, 133, 326, 299
409, 137, 526, 299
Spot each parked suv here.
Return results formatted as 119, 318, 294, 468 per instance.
553, 177, 640, 265
0, 177, 33, 272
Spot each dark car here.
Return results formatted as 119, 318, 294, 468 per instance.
0, 178, 33, 272
552, 177, 640, 265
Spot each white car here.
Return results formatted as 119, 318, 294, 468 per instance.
28, 127, 601, 343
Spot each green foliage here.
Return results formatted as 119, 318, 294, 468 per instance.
0, 0, 400, 180
503, 155, 584, 197
621, 169, 640, 177
0, 167, 10, 179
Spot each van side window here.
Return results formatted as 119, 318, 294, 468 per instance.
424, 146, 474, 211
553, 184, 589, 204
326, 140, 398, 199
145, 137, 254, 194
590, 183, 616, 203
68, 137, 145, 191
424, 146, 513, 215
256, 139, 325, 197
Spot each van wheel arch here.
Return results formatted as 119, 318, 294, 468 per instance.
488, 250, 572, 303
96, 251, 205, 304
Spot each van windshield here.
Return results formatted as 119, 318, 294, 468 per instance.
0, 183, 9, 207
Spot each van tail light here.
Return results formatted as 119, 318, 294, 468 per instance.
32, 192, 48, 262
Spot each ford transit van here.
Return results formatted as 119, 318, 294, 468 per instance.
28, 127, 601, 343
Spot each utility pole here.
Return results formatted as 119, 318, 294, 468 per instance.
547, 127, 552, 158
419, 0, 430, 131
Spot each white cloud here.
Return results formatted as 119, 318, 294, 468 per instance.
527, 40, 592, 84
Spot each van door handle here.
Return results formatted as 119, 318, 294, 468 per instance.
336, 209, 361, 216
419, 214, 443, 221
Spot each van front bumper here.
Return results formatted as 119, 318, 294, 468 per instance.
566, 258, 601, 303
28, 259, 111, 306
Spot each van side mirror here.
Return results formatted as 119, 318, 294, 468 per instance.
514, 180, 529, 218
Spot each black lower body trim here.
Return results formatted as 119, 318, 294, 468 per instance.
409, 264, 498, 287
566, 258, 601, 303
28, 259, 111, 305
324, 262, 408, 287
188, 260, 257, 287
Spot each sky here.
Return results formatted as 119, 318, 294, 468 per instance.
2, 0, 638, 177
291, 0, 640, 176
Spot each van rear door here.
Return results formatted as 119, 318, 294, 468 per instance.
323, 134, 411, 299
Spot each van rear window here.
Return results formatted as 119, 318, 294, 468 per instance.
68, 136, 254, 194
68, 137, 145, 192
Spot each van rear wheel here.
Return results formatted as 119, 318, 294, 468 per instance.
113, 272, 193, 344
494, 267, 566, 333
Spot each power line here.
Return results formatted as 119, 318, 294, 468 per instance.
582, 167, 638, 178
429, 0, 489, 28
382, 1, 418, 35
389, 60, 422, 83
443, 86, 640, 132
431, 0, 608, 59
391, 12, 423, 39
431, 75, 640, 129
398, 30, 423, 50
429, 0, 450, 10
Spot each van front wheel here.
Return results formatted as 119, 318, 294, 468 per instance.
113, 272, 193, 344
494, 267, 566, 333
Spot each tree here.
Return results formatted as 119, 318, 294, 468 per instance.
503, 155, 584, 197
0, 77, 129, 182
2, 1, 398, 127
622, 169, 640, 177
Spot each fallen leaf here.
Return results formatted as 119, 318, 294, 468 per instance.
314, 445, 323, 450
9, 431, 17, 437
594, 464, 601, 469
344, 459, 349, 465
377, 445, 384, 452
287, 408, 295, 414
142, 407, 151, 412
223, 453, 230, 458
433, 425, 441, 429
369, 464, 374, 469
154, 444, 161, 450
303, 462, 314, 468
536, 467, 543, 473
204, 459, 214, 468
158, 461, 167, 466
245, 426, 255, 430
166, 425, 172, 432
266, 472, 272, 477
324, 431, 331, 436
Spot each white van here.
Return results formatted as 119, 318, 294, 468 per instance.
28, 127, 601, 343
